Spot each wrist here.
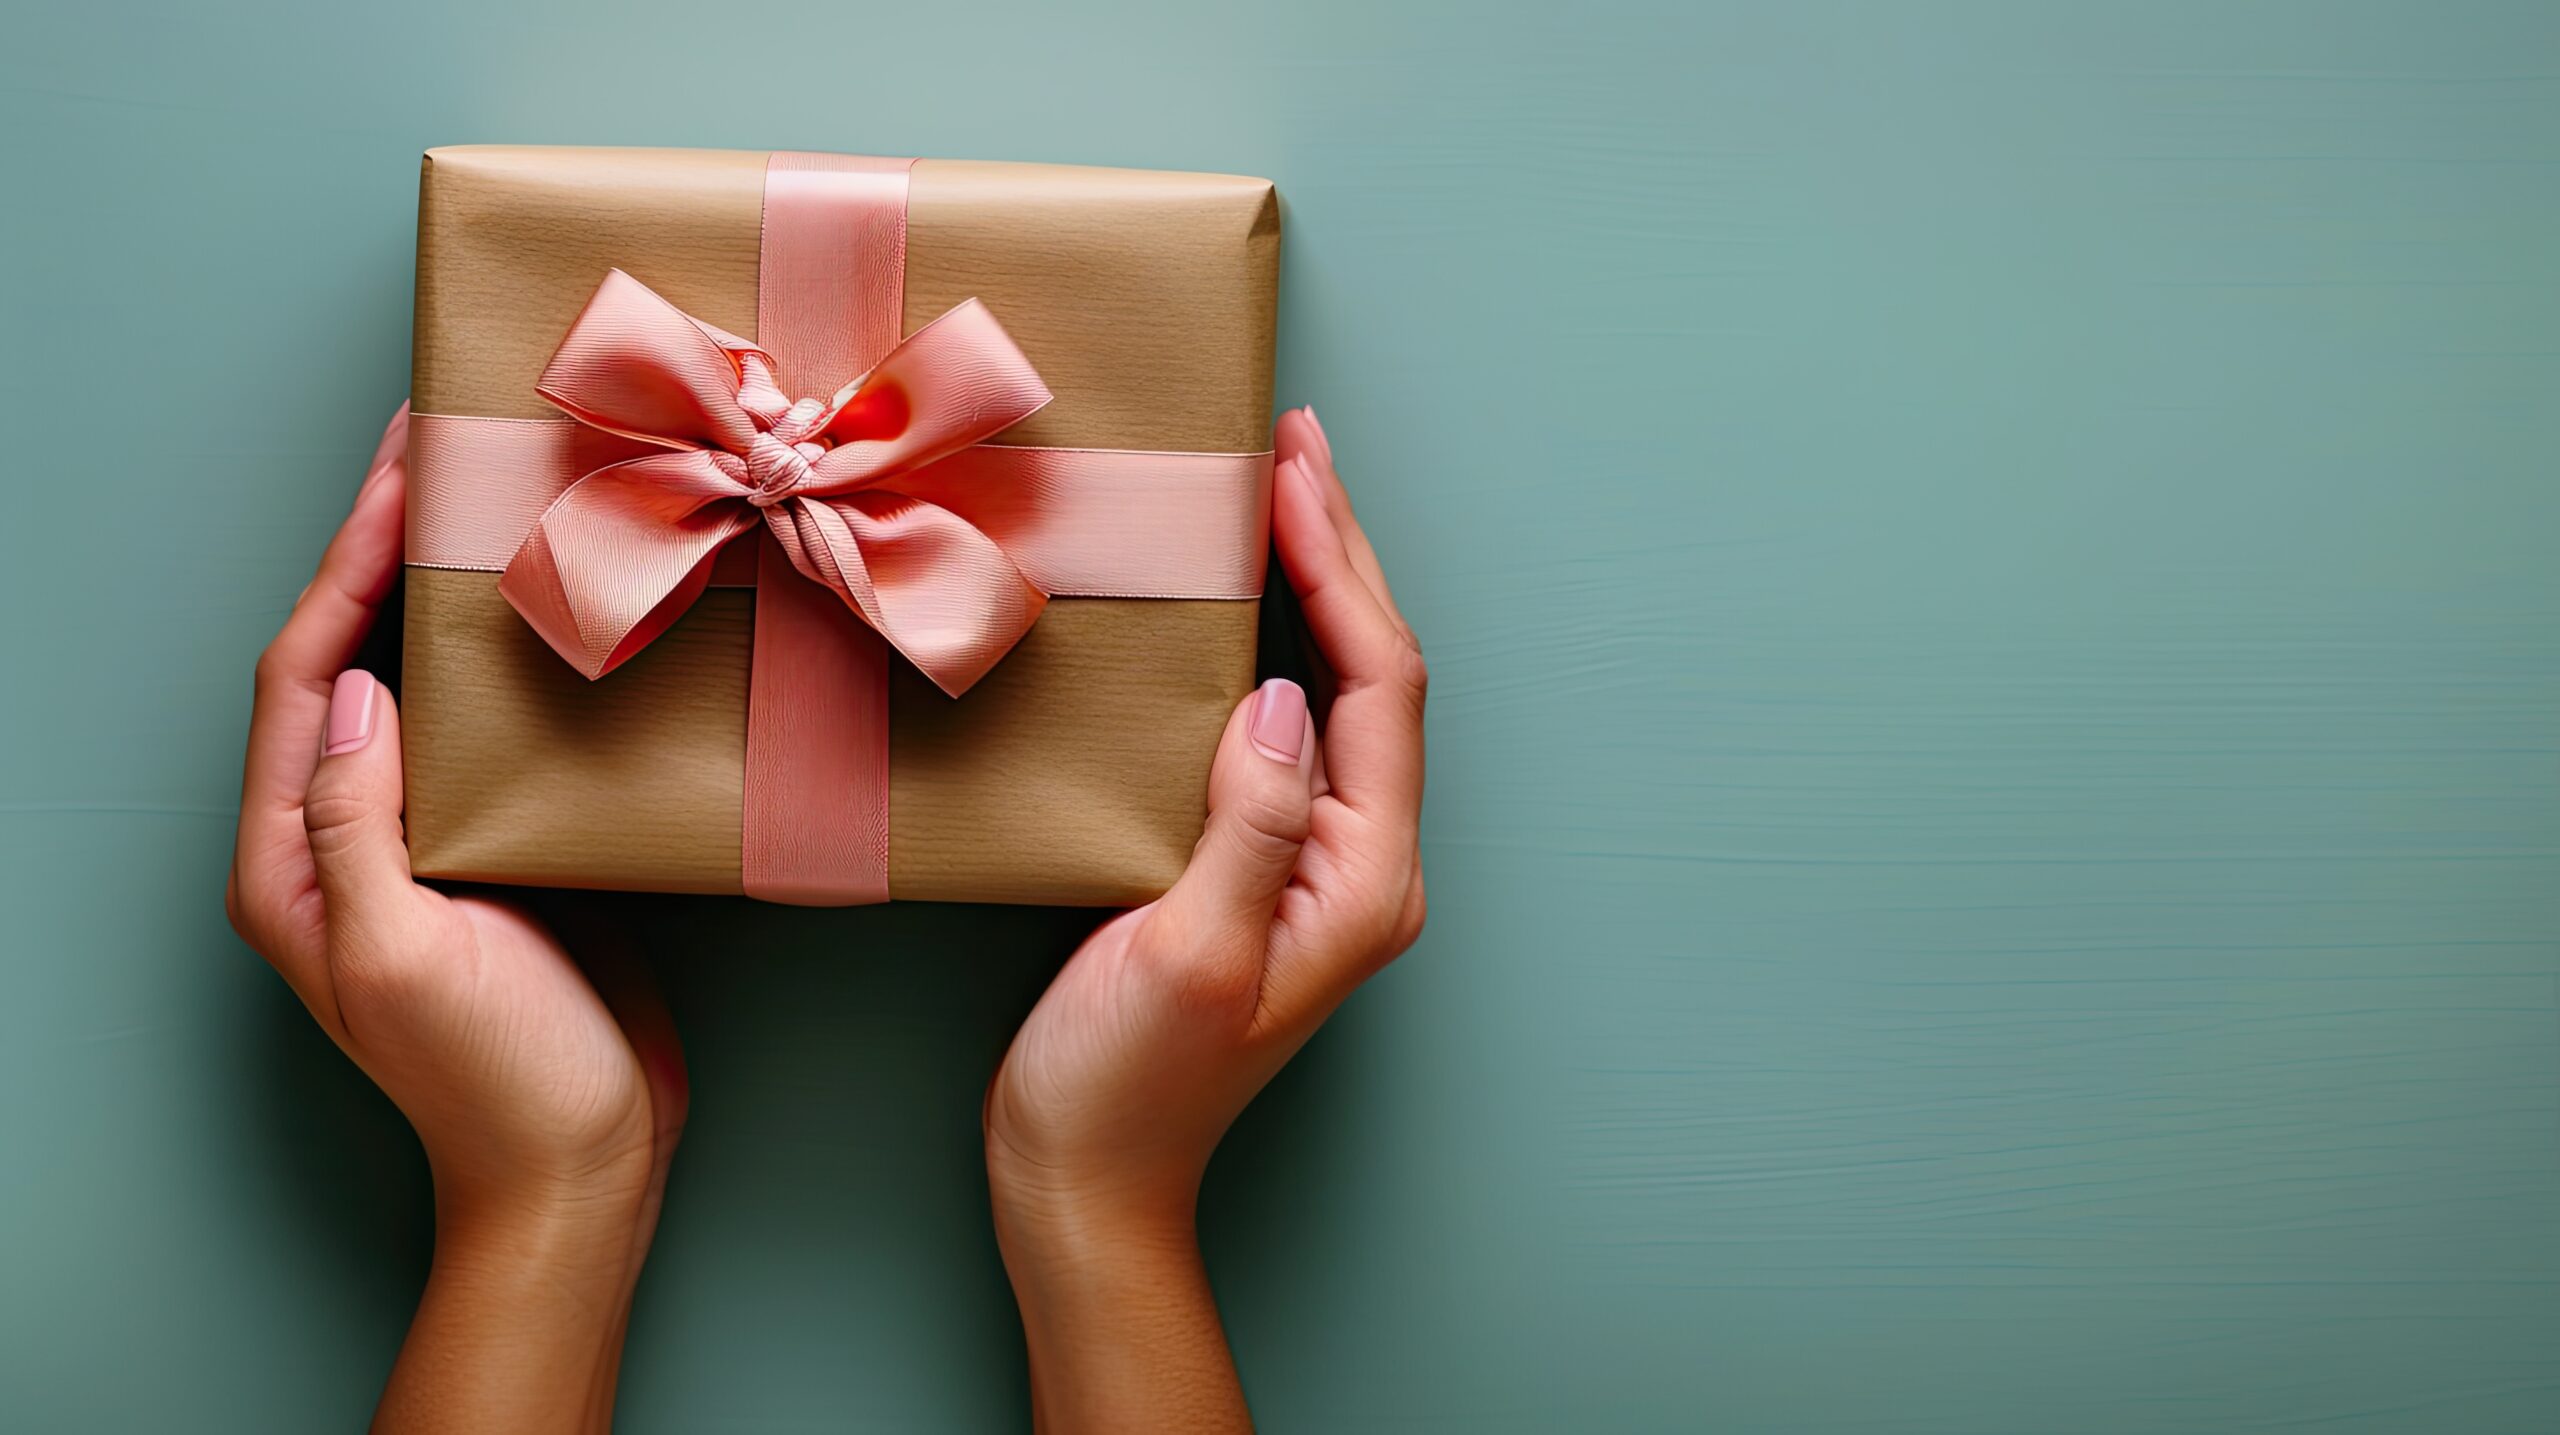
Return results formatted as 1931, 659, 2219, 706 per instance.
986, 1164, 1248, 1434
376, 1179, 653, 1435
993, 1185, 1199, 1283
428, 1146, 660, 1293
986, 1135, 1201, 1271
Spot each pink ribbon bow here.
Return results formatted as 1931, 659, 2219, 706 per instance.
498, 267, 1055, 697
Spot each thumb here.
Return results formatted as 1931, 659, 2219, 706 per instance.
1152, 679, 1316, 969
301, 670, 426, 955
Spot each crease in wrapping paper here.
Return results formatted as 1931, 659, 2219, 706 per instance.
403, 147, 1279, 905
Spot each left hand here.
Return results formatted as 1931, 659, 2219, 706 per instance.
226, 404, 686, 1434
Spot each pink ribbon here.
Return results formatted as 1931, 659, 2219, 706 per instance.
412, 152, 1269, 906
498, 267, 1055, 698
409, 420, 1277, 598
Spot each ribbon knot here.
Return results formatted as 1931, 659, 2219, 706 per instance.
734, 432, 826, 507
496, 268, 1057, 696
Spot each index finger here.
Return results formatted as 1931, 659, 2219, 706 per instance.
232, 408, 410, 951
1271, 454, 1427, 829
1277, 407, 1411, 642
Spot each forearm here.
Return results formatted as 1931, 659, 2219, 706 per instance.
997, 1201, 1251, 1435
373, 1178, 656, 1435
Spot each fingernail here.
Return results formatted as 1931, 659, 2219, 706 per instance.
358, 455, 399, 503
1284, 453, 1321, 500
363, 408, 410, 491
1248, 678, 1307, 764
323, 670, 379, 756
1284, 454, 1337, 528
1302, 407, 1334, 465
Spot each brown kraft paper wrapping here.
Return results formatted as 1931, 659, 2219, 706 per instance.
402, 147, 1279, 905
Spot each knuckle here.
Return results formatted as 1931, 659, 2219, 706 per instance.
1226, 785, 1312, 858
223, 866, 284, 957
250, 644, 295, 696
1318, 850, 1426, 969
1358, 896, 1405, 956
1389, 869, 1429, 956
300, 791, 378, 858
1393, 639, 1431, 704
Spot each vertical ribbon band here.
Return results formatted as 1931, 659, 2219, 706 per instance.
743, 153, 915, 905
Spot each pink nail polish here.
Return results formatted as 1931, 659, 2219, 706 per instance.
1303, 406, 1334, 465
323, 670, 379, 756
1248, 678, 1307, 764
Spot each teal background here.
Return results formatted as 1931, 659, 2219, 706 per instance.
4, 2, 2558, 1430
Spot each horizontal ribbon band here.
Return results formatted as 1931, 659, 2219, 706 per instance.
407, 412, 1272, 599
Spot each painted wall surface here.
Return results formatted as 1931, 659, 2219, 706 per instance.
3, 4, 2555, 1430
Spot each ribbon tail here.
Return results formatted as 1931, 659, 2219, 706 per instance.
497, 452, 759, 679
771, 494, 1047, 698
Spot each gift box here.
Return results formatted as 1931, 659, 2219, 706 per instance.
400, 147, 1279, 905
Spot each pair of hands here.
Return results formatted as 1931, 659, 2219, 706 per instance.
226, 403, 1426, 1433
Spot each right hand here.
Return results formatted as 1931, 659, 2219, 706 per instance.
984, 405, 1428, 1225
981, 406, 1429, 1432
